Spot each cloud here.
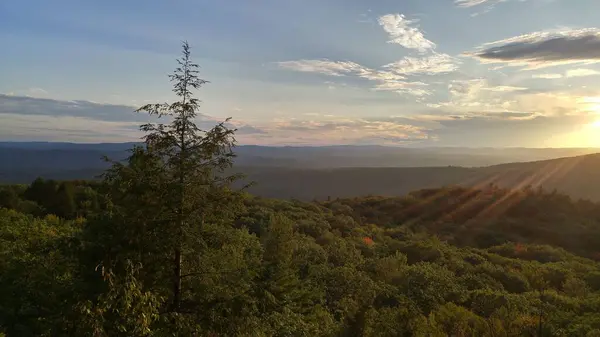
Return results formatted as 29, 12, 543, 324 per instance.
27, 88, 49, 96
0, 113, 143, 142
372, 81, 430, 97
565, 68, 600, 78
277, 59, 404, 85
531, 68, 600, 79
432, 112, 596, 147
454, 0, 510, 17
275, 59, 371, 77
6, 88, 50, 97
276, 59, 431, 97
0, 94, 267, 141
255, 109, 599, 147
3, 94, 595, 147
377, 14, 436, 52
532, 73, 563, 79
480, 86, 527, 92
434, 77, 600, 120
448, 79, 487, 101
454, 0, 525, 13
357, 70, 406, 82
276, 60, 406, 83
466, 28, 600, 69
442, 78, 527, 103
454, 0, 495, 7
228, 124, 268, 135
0, 94, 145, 123
383, 53, 460, 75
276, 14, 451, 100
265, 117, 432, 145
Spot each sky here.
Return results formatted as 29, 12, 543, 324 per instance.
2, 0, 600, 147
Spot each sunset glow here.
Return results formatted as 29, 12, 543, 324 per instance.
1, 0, 600, 147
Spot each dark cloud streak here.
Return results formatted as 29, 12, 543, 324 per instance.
0, 94, 147, 122
0, 94, 267, 135
469, 30, 600, 66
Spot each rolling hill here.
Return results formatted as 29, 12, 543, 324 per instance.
2, 142, 600, 201
238, 153, 600, 201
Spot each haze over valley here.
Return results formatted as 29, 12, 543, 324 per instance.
3, 142, 600, 202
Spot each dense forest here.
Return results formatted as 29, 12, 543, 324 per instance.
2, 43, 600, 336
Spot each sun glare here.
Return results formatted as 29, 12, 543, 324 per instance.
591, 119, 600, 128
574, 116, 600, 147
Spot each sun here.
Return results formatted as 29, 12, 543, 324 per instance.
590, 119, 600, 128
577, 116, 600, 147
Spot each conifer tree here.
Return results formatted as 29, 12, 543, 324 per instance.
55, 182, 76, 219
101, 41, 242, 316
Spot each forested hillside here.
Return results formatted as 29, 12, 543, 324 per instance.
236, 153, 600, 202
2, 42, 600, 336
3, 181, 600, 335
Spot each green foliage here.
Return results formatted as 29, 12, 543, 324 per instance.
77, 261, 164, 337
54, 182, 76, 219
0, 208, 78, 336
5, 180, 600, 336
430, 303, 488, 336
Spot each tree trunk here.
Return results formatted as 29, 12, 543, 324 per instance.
174, 93, 187, 311
537, 290, 544, 337
173, 247, 182, 310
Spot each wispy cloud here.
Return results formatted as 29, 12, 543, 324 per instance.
383, 53, 459, 75
532, 73, 563, 79
276, 11, 458, 101
275, 60, 371, 77
0, 94, 267, 141
357, 70, 406, 82
466, 28, 600, 69
565, 68, 600, 78
531, 68, 600, 79
454, 0, 524, 14
0, 113, 143, 142
276, 59, 432, 97
436, 77, 600, 121
265, 116, 433, 145
481, 85, 527, 92
234, 125, 268, 135
377, 14, 436, 52
440, 78, 524, 113
454, 0, 511, 17
448, 79, 487, 101
276, 60, 408, 83
0, 94, 145, 122
372, 81, 430, 97
454, 0, 495, 8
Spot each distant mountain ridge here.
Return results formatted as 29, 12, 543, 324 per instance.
1, 141, 598, 168
237, 153, 600, 202
2, 142, 600, 202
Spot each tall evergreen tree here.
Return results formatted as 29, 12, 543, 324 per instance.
99, 41, 242, 320
0, 188, 18, 210
54, 182, 76, 219
24, 178, 58, 212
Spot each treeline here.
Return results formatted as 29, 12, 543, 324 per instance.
4, 180, 600, 261
3, 42, 600, 336
0, 178, 104, 219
